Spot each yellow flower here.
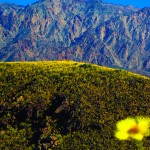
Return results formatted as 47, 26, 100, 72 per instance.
115, 117, 150, 141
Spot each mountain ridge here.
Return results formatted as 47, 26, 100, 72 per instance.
0, 0, 149, 76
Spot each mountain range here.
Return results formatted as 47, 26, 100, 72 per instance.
0, 0, 150, 76
1, 61, 150, 149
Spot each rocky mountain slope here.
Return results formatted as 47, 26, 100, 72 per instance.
0, 0, 149, 76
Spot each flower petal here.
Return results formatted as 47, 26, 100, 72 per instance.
137, 117, 150, 136
116, 118, 136, 132
131, 133, 144, 140
115, 131, 129, 140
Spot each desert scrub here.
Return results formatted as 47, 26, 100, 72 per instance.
0, 61, 150, 149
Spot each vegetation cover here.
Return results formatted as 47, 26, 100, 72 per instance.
0, 61, 150, 149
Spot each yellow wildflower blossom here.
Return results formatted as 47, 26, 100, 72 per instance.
115, 117, 150, 141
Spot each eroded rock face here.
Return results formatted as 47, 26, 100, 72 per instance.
0, 0, 149, 76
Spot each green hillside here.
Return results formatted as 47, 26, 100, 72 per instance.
0, 61, 150, 149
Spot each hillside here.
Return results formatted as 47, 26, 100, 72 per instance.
0, 61, 150, 149
0, 0, 150, 76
